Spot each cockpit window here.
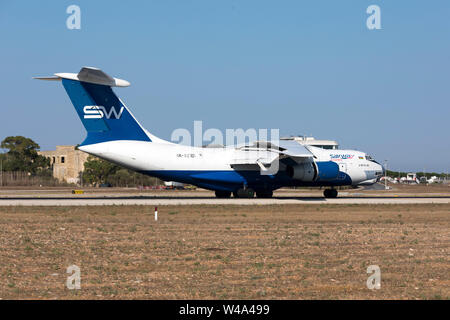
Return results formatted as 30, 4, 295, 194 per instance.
365, 155, 380, 165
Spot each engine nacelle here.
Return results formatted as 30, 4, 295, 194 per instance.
315, 161, 340, 181
286, 162, 317, 181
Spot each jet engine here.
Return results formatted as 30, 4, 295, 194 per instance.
286, 162, 317, 181
286, 161, 340, 182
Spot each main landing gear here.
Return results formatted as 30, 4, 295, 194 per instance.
233, 188, 255, 198
215, 188, 274, 198
215, 190, 232, 198
323, 189, 338, 198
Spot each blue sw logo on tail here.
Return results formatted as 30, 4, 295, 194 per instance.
83, 105, 124, 119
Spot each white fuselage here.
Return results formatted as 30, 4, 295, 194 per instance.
79, 141, 384, 187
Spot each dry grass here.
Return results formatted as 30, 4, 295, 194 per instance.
0, 204, 448, 299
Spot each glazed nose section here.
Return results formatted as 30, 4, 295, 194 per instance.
376, 163, 385, 181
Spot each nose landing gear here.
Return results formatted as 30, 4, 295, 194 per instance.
323, 189, 338, 198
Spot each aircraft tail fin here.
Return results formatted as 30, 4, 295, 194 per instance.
35, 67, 154, 146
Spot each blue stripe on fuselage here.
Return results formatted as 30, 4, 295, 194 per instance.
140, 169, 353, 192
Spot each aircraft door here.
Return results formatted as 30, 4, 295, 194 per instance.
338, 163, 347, 180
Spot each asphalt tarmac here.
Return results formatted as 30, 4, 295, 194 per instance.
0, 188, 448, 206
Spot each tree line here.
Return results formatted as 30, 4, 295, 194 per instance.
0, 136, 57, 186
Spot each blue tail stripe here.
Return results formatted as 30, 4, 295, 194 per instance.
62, 79, 151, 145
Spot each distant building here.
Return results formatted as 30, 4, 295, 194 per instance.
280, 136, 339, 150
38, 146, 89, 184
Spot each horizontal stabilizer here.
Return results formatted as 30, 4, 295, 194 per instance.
33, 76, 61, 81
33, 67, 130, 87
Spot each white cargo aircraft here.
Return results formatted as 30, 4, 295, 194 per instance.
35, 67, 384, 198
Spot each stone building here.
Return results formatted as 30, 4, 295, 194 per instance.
38, 146, 89, 184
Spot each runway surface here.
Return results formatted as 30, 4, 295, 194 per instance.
0, 189, 449, 205
1, 198, 449, 206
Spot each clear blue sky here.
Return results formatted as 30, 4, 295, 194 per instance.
1, 1, 449, 172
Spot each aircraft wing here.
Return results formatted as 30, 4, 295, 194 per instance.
230, 140, 314, 167
276, 140, 314, 159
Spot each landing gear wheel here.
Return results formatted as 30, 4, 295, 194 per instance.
256, 190, 273, 198
215, 190, 232, 198
323, 189, 338, 198
233, 188, 255, 198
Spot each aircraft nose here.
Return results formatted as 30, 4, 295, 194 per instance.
377, 164, 385, 182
